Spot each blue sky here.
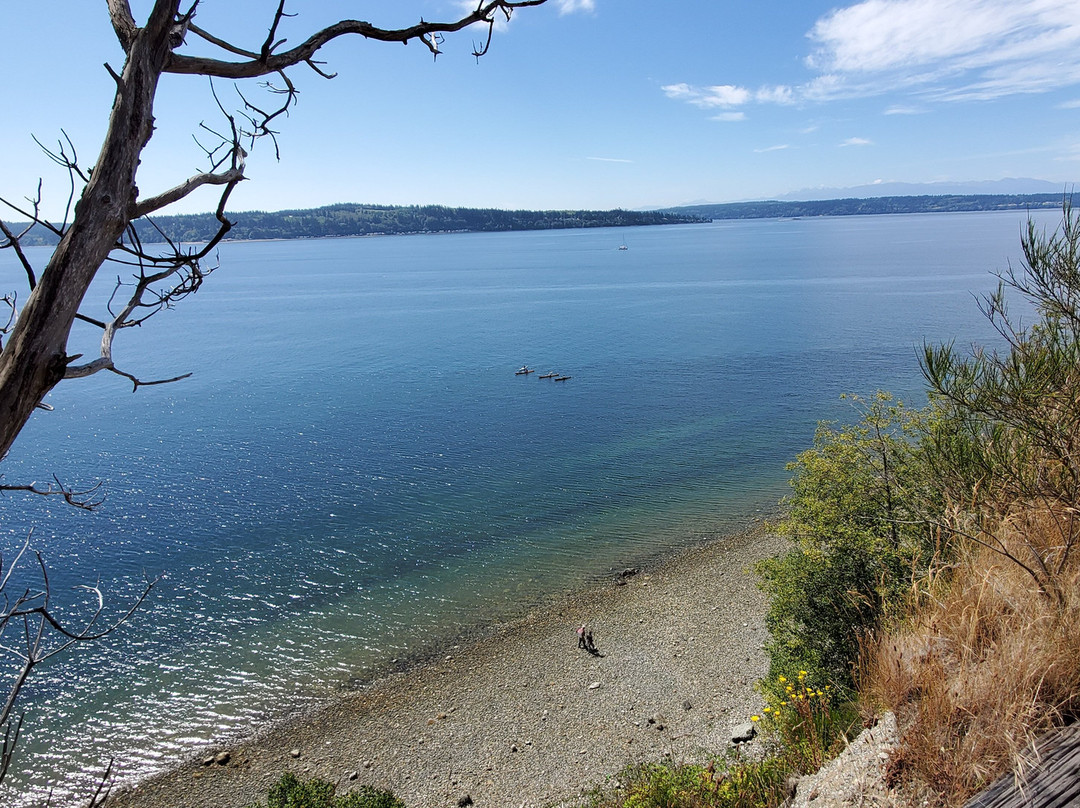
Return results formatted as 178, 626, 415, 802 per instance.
1, 0, 1078, 218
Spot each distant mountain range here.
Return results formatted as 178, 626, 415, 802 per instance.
669, 178, 1071, 208
774, 178, 1071, 201
663, 193, 1068, 221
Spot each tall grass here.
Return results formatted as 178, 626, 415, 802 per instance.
860, 511, 1080, 805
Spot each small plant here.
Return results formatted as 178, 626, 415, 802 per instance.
249, 773, 406, 808
582, 754, 789, 808
754, 671, 859, 774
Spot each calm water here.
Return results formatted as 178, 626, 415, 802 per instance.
0, 210, 1057, 804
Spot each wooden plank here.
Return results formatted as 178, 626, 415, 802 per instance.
964, 724, 1080, 808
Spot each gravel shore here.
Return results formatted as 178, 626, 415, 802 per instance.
106, 529, 787, 808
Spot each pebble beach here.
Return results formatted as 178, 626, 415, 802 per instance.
105, 529, 787, 808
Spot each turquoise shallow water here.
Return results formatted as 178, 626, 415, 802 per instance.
0, 210, 1057, 804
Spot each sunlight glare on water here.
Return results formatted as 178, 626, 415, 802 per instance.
0, 210, 1055, 805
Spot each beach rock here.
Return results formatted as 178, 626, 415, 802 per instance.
457, 794, 474, 807
683, 700, 692, 711
649, 713, 666, 731
348, 771, 358, 781
289, 748, 301, 759
731, 723, 757, 744
213, 751, 231, 766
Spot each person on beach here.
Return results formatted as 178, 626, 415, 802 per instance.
577, 624, 587, 649
585, 629, 596, 653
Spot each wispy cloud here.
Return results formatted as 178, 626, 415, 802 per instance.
664, 0, 1080, 114
554, 0, 596, 12
662, 83, 751, 108
755, 144, 792, 153
586, 156, 634, 163
840, 137, 873, 147
711, 112, 747, 122
808, 0, 1080, 101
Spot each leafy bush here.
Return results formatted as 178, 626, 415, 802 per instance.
249, 773, 406, 808
757, 393, 940, 687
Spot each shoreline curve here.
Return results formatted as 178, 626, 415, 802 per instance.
106, 526, 787, 808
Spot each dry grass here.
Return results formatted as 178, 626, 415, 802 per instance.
859, 507, 1080, 806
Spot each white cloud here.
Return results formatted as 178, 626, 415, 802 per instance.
662, 83, 752, 109
554, 0, 596, 12
711, 112, 747, 122
807, 0, 1080, 100
840, 137, 873, 147
755, 144, 792, 153
664, 0, 1080, 114
704, 85, 752, 106
586, 156, 634, 163
755, 86, 796, 105
884, 105, 925, 114
1059, 99, 1080, 109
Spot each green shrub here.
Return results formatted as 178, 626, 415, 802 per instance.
758, 393, 940, 687
250, 773, 406, 808
583, 754, 789, 808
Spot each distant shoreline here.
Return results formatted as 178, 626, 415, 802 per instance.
4, 194, 1066, 248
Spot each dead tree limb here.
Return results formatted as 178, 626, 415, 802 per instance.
0, 535, 156, 786
0, 0, 550, 462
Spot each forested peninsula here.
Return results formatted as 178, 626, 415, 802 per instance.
9, 204, 707, 247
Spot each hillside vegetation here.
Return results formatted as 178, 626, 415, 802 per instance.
762, 200, 1080, 804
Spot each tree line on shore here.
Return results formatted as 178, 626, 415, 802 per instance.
8, 204, 708, 247
9, 194, 1066, 249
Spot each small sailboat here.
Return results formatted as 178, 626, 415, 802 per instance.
515, 365, 535, 375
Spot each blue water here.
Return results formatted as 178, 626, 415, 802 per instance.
0, 210, 1057, 804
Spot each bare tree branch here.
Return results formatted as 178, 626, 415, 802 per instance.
173, 0, 549, 78
133, 167, 244, 218
107, 0, 139, 51
0, 476, 105, 511
0, 535, 156, 786
0, 1, 553, 792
